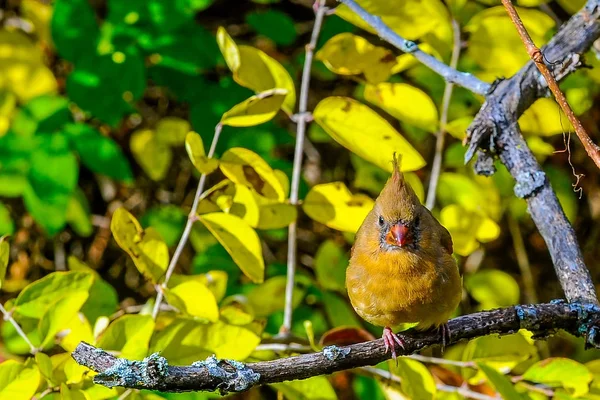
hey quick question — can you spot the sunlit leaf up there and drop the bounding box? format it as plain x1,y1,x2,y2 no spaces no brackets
437,172,501,220
170,271,228,303
130,129,172,181
247,275,306,317
12,95,70,137
59,311,94,353
110,207,169,284
185,131,220,175
272,376,337,400
0,235,8,289
303,182,374,233
519,98,571,136
478,362,524,400
39,290,89,347
440,204,500,256
221,88,287,127
364,82,438,132
35,352,54,384
165,280,219,322
96,314,155,360
465,269,519,309
216,27,296,113
0,360,41,400
155,117,192,146
523,358,592,397
65,188,93,237
198,212,265,283
313,97,426,172
316,33,397,84
391,358,437,400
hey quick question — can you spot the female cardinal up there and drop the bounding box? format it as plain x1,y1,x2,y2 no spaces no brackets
346,154,462,360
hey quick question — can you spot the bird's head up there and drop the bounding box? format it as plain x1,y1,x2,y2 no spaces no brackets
374,153,422,251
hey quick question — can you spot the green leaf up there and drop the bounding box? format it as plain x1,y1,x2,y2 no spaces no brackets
23,183,70,236
303,182,374,233
65,188,93,237
97,315,155,360
314,240,348,293
0,360,41,400
12,95,71,136
313,97,426,172
51,0,100,64
437,172,501,220
140,205,187,247
35,352,54,384
272,376,337,400
155,117,191,146
199,212,265,283
221,89,287,127
465,270,520,309
523,358,592,397
364,83,438,132
151,318,261,364
0,236,8,289
39,290,89,348
322,291,362,328
131,129,172,181
0,174,28,198
13,271,94,319
110,207,169,284
185,131,219,175
391,358,437,400
246,10,297,46
65,123,133,182
0,203,14,236
478,362,524,400
247,275,306,317
165,280,219,321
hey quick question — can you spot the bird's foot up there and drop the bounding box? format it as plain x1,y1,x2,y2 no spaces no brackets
438,323,451,354
382,326,405,362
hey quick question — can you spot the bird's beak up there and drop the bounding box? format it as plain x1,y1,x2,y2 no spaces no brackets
387,223,409,247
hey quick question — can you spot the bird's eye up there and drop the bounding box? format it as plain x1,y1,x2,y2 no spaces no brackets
378,216,385,226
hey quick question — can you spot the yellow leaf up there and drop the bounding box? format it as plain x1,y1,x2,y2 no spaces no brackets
110,207,169,284
59,312,94,353
274,170,290,198
221,88,288,127
247,275,306,317
165,280,219,322
465,6,554,77
199,212,265,283
518,98,571,136
155,116,191,145
96,314,155,360
220,147,286,201
0,360,41,400
169,271,228,303
440,204,500,256
21,0,53,46
302,182,374,233
446,116,473,140
216,27,296,114
315,33,397,84
0,91,16,137
364,82,439,132
185,131,219,174
404,172,425,204
391,358,437,400
313,97,426,172
130,129,172,181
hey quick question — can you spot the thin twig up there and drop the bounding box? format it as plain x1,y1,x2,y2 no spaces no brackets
336,0,490,96
501,0,600,170
425,19,461,210
281,0,328,335
0,302,37,354
507,213,538,304
151,123,223,320
407,353,475,368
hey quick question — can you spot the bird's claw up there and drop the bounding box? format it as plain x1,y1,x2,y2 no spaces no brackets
439,323,451,354
382,326,405,362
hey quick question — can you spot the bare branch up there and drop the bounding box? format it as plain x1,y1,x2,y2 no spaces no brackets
336,0,490,95
72,302,600,393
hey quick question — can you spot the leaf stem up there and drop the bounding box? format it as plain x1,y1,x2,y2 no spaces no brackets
281,0,328,335
425,19,461,210
0,302,37,354
151,123,223,320
501,0,600,170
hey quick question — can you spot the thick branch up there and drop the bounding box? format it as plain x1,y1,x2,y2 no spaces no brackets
336,0,490,96
72,302,600,393
465,0,600,304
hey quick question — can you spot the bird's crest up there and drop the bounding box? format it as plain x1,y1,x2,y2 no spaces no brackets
391,152,404,185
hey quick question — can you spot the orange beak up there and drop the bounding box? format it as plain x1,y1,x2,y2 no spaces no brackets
386,224,409,247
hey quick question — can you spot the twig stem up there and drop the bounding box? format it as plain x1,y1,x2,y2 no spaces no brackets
501,0,600,170
151,123,223,320
0,302,37,354
425,19,461,210
281,0,328,335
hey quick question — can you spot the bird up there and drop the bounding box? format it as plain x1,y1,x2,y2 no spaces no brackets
345,153,462,360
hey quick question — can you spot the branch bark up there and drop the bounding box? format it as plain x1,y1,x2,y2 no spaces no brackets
465,0,600,304
72,302,600,393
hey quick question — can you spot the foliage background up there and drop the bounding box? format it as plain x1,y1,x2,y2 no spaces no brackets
2,0,600,399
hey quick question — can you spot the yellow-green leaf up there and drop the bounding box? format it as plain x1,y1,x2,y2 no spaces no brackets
130,129,172,181
185,131,219,174
216,27,296,114
0,235,8,289
313,97,426,172
221,88,288,127
440,204,500,256
59,311,94,353
272,376,337,400
165,280,219,322
199,212,265,283
247,275,306,317
478,362,524,400
523,358,592,397
364,82,438,132
437,172,501,220
392,358,437,400
303,182,374,233
0,360,41,400
518,98,571,136
314,240,347,293
155,117,191,145
110,207,169,284
35,352,53,384
465,270,520,310
38,290,89,348
169,271,228,303
316,32,397,84
96,314,155,360
220,147,286,201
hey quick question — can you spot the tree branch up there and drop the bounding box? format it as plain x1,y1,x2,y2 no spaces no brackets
465,0,600,304
336,0,490,96
72,301,600,393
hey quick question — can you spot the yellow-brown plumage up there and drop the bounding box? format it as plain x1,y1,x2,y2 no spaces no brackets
346,155,461,356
